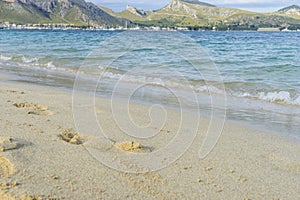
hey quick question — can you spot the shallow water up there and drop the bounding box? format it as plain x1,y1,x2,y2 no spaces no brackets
0,30,299,139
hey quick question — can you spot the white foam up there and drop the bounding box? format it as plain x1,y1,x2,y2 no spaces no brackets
46,62,57,70
294,96,300,105
22,56,38,63
102,72,122,79
239,91,300,106
259,91,291,103
195,85,225,94
0,54,12,61
100,70,228,95
240,92,251,97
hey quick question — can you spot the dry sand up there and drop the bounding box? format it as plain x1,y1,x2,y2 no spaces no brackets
0,79,299,200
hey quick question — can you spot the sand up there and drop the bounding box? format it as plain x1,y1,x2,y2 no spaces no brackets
0,79,299,199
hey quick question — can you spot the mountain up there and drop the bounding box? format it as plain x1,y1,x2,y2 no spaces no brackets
115,0,300,30
126,5,146,17
0,0,127,26
277,5,300,16
1,0,300,30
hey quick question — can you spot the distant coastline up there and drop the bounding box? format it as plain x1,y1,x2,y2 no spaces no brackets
1,0,300,31
1,22,300,32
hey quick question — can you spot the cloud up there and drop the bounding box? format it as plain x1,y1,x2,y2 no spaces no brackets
213,0,296,6
212,0,299,12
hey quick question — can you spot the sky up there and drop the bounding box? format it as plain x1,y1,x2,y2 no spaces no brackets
90,0,300,12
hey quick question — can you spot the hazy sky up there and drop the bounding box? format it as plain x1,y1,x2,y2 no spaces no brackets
90,0,300,12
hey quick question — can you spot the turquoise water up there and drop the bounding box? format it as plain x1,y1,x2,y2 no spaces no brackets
0,30,299,138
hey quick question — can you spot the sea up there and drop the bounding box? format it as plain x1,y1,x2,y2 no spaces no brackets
0,30,299,140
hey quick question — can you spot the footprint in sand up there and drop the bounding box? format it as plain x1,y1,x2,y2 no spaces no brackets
13,102,53,116
0,156,14,178
59,129,83,145
0,137,33,199
84,138,153,153
114,141,143,152
0,137,31,152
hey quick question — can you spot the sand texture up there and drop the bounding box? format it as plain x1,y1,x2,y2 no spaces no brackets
0,80,299,199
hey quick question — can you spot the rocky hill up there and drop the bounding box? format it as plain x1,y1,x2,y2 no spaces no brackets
126,5,146,17
115,0,300,30
0,0,127,26
277,5,300,16
1,0,299,30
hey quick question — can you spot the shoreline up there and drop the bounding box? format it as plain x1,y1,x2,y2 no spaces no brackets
2,28,300,32
0,77,299,199
2,71,299,143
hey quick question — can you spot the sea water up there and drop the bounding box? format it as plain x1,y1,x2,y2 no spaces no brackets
0,30,299,139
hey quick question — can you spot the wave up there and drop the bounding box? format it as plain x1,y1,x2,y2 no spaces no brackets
194,85,225,94
1,54,61,70
99,71,227,96
0,54,12,61
99,72,299,106
1,53,299,107
240,91,300,106
46,62,57,70
22,56,39,63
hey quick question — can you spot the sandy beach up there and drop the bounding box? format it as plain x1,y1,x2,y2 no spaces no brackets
0,78,299,200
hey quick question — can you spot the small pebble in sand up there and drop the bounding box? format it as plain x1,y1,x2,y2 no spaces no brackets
204,167,213,171
55,185,62,190
160,129,171,134
215,188,223,193
183,167,189,170
196,179,203,183
50,175,59,180
238,176,247,183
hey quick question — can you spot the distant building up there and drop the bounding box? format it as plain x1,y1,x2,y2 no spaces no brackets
257,28,280,32
177,27,188,31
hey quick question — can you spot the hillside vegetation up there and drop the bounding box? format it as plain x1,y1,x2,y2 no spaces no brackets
0,0,127,26
0,0,299,30
115,0,300,30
